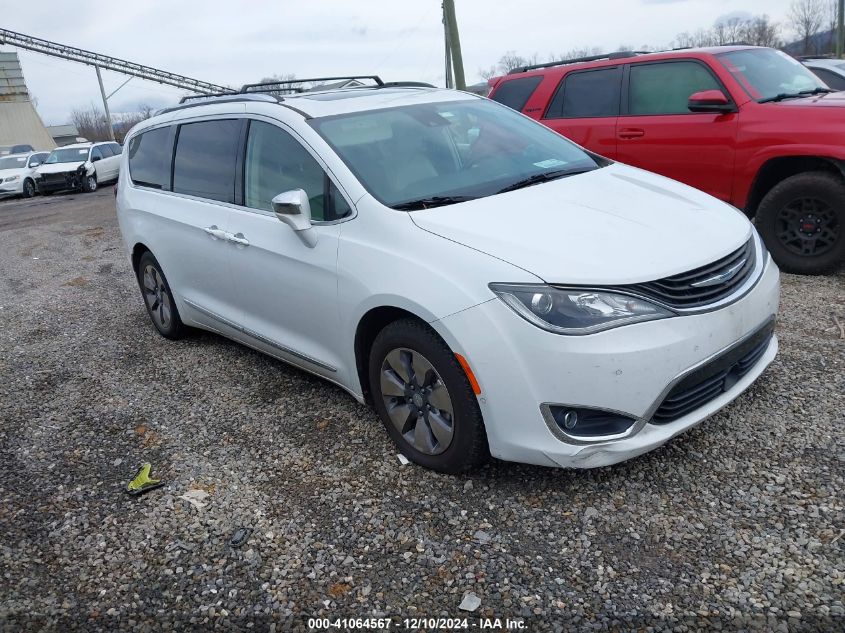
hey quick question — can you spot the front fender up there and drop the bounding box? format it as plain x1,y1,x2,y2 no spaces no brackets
737,144,845,207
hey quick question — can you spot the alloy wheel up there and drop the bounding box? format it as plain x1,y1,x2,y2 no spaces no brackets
379,347,455,455
142,264,172,330
776,197,840,257
87,176,97,192
24,180,34,197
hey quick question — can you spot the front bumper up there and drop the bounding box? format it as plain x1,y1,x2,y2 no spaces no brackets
0,180,23,196
433,256,780,468
37,170,84,193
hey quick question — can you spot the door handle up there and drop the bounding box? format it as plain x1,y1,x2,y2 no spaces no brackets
203,225,228,240
618,128,645,139
228,232,250,247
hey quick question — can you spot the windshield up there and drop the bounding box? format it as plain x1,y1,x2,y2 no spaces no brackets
718,48,826,102
0,155,27,170
310,99,601,208
45,148,90,164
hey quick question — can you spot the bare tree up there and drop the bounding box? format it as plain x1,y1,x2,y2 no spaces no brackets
70,105,111,142
714,17,747,45
256,73,299,96
741,15,782,48
114,103,156,143
477,51,543,80
789,0,825,54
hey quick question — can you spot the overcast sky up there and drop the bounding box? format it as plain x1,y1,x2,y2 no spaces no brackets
3,0,796,125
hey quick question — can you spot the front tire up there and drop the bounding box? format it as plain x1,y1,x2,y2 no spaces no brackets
22,178,35,198
369,319,489,474
82,174,97,193
756,172,844,274
137,251,185,340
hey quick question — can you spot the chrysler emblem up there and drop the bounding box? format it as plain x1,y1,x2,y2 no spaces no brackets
690,258,747,288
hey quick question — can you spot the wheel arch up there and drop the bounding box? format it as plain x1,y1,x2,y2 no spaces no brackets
745,156,844,216
354,306,429,404
131,242,151,274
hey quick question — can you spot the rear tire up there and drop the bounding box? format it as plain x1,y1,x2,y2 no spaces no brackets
368,318,489,474
755,171,845,274
22,178,35,198
137,251,186,340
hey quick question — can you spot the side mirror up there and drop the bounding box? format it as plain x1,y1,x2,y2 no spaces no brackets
29,161,41,168
688,89,735,114
271,189,317,247
92,155,102,162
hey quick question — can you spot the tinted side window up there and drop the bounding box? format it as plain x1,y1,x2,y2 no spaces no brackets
629,61,721,115
99,144,115,157
810,67,845,91
545,67,621,119
128,126,174,190
91,147,104,161
490,76,543,112
111,143,123,155
173,120,240,202
244,120,328,221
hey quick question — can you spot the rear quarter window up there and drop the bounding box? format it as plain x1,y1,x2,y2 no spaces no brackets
490,76,543,112
128,126,174,190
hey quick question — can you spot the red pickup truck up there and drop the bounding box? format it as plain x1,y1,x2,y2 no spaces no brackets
489,46,845,274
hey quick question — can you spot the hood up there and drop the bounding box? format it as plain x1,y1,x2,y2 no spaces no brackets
0,168,25,179
775,90,845,108
409,163,751,285
37,161,86,175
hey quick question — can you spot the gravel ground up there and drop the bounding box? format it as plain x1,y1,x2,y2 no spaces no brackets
0,190,843,632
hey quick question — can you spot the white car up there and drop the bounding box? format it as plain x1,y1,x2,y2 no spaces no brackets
36,141,122,195
116,80,780,473
0,150,50,198
802,57,845,91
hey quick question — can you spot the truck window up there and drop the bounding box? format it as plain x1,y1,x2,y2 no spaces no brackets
629,61,721,115
545,67,622,119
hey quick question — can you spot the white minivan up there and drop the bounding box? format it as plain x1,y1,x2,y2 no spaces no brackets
116,79,780,473
36,141,122,195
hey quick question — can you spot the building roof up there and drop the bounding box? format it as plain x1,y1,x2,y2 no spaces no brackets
0,52,57,149
47,124,80,136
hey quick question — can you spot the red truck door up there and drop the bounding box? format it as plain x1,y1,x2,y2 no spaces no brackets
540,66,622,159
615,59,738,201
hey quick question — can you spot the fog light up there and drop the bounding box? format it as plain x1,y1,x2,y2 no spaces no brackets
548,406,636,438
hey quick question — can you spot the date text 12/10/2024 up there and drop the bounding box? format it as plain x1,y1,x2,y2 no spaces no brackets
308,617,527,630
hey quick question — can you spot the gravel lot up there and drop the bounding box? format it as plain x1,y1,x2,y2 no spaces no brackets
0,190,843,632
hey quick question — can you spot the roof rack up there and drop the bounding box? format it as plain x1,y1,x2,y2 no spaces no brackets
241,75,384,93
509,51,648,74
176,75,435,105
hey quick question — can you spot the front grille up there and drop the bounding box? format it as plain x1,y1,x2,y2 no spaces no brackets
41,172,70,184
615,239,755,309
651,320,774,424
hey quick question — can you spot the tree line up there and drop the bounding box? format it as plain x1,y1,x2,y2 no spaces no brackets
480,0,841,80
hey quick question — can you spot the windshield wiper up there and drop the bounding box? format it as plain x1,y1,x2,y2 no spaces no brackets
759,87,835,103
392,195,477,210
496,168,591,194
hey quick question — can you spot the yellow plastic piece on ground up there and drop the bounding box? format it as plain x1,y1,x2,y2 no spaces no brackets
126,462,162,495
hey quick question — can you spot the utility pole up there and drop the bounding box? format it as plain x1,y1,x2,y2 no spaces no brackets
443,0,466,90
838,0,844,58
94,65,116,141
443,3,454,88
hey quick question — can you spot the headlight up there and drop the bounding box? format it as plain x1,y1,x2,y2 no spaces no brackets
3,175,20,183
489,283,674,334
